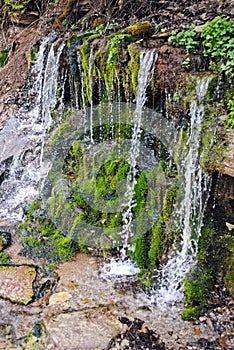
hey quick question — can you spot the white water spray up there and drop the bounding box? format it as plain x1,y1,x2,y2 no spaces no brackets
0,34,64,224
152,77,212,305
101,50,157,278
120,50,157,254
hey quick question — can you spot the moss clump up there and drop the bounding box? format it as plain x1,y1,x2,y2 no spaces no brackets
104,34,126,95
133,232,149,268
63,140,83,178
96,159,130,201
148,183,178,266
181,306,203,321
127,43,141,96
148,219,163,266
182,226,232,320
127,22,153,36
0,252,10,264
20,201,75,263
182,266,211,320
79,35,101,104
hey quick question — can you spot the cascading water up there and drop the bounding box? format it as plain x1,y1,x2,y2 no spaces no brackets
0,28,215,306
101,50,157,278
152,77,212,305
0,33,64,224
121,50,158,253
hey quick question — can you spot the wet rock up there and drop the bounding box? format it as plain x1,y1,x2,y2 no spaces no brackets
44,309,123,350
0,265,36,304
0,231,11,251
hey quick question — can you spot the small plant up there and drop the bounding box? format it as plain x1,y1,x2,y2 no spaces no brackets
168,16,234,78
0,252,10,264
0,50,8,67
3,0,30,14
182,57,191,68
168,25,198,53
202,16,234,77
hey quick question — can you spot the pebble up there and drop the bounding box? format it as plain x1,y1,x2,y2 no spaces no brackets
49,292,72,305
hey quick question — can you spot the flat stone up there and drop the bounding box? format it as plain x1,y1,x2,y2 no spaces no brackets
45,309,123,350
0,265,36,304
49,292,72,305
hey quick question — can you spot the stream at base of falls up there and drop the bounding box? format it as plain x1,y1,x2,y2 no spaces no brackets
0,251,233,349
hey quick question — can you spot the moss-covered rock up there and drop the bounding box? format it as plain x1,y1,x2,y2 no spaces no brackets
127,22,153,36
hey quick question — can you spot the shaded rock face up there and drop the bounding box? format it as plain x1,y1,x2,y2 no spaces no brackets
0,265,36,304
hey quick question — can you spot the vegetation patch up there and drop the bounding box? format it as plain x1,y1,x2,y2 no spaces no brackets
168,16,234,79
19,200,75,263
0,49,8,67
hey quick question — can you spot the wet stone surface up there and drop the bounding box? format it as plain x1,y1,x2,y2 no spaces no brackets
0,265,36,304
0,252,233,349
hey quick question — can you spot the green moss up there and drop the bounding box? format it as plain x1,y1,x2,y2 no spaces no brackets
181,226,229,320
133,172,148,214
182,266,211,320
181,306,203,321
63,140,83,178
20,198,75,263
148,219,163,266
127,22,153,36
50,122,71,145
24,199,40,219
29,47,38,65
133,232,149,268
127,44,141,96
79,34,101,104
50,233,74,261
104,34,126,95
0,49,8,67
148,182,178,266
162,185,178,223
224,99,234,129
0,252,10,264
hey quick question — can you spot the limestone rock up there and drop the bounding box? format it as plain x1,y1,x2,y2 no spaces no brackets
0,265,36,304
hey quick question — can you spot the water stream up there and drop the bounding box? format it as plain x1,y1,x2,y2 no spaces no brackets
101,50,157,277
152,77,212,305
0,34,64,224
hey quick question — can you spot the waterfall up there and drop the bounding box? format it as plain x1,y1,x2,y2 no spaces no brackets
120,50,158,254
152,77,212,305
101,50,157,278
0,34,64,225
